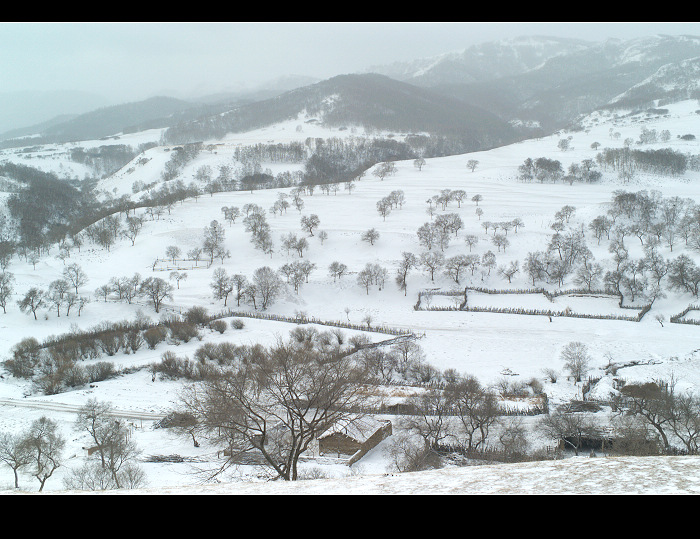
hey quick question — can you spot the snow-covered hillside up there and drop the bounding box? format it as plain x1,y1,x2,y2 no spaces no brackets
2,99,700,493
66,455,700,495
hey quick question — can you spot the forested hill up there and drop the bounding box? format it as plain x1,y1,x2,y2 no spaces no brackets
161,73,520,151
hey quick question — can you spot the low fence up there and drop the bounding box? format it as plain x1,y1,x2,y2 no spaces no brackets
415,286,652,322
151,257,212,272
214,308,415,337
669,304,700,325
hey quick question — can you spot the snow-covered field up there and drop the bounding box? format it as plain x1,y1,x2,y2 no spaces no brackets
2,100,700,493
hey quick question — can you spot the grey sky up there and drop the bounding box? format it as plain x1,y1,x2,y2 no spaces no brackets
2,22,699,104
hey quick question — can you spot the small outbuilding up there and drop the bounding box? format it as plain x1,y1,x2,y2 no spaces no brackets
317,417,392,464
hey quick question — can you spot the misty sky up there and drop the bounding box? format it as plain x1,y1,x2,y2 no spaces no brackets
3,22,699,104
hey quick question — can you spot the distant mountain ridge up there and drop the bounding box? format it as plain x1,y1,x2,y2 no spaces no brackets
0,76,320,146
161,73,519,151
364,35,593,86
367,34,700,131
3,34,700,150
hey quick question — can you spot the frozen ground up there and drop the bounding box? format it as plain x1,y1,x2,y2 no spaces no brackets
2,100,700,493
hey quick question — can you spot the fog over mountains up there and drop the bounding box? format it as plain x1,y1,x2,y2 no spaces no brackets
2,34,700,150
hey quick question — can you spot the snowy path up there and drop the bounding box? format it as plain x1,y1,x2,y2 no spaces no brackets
0,398,167,421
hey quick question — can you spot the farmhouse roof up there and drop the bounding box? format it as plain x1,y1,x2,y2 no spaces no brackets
318,417,391,443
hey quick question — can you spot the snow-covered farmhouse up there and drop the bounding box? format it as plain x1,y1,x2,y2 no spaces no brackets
317,417,392,463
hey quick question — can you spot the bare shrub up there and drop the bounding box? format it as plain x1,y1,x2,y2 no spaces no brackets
184,306,210,326
208,320,227,334
85,361,116,383
143,326,168,349
230,318,245,330
167,321,200,344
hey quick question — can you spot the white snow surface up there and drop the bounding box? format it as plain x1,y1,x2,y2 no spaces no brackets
2,100,700,493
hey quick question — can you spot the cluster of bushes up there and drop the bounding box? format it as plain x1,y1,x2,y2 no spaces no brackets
1,306,242,394
151,324,349,381
3,336,117,395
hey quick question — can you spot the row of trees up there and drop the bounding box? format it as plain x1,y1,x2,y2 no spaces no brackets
210,266,283,310
0,399,146,491
95,273,175,313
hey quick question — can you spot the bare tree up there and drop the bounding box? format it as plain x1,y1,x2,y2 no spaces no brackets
361,228,380,246
139,277,173,313
17,287,45,320
497,260,520,283
211,268,234,306
385,432,440,472
300,214,320,237
179,336,371,481
122,215,145,246
444,255,470,284
23,416,65,491
230,274,248,307
63,263,88,294
165,245,181,263
420,251,444,282
328,261,348,282
376,199,392,221
404,389,452,450
538,408,597,456
73,399,144,489
560,341,591,383
252,266,283,310
615,379,678,454
395,252,418,296
0,431,32,489
446,376,500,452
169,271,187,289
464,234,479,252
0,272,14,314
372,161,397,180
357,265,375,294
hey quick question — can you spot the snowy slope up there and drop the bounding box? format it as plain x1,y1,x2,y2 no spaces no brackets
1,99,700,493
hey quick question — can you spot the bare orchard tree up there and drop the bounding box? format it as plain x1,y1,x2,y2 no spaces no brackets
179,337,371,481
63,263,88,294
252,266,283,310
361,228,380,246
210,267,234,306
560,341,591,383
17,287,45,320
73,399,145,489
0,272,15,313
23,416,65,491
395,252,418,296
139,277,173,313
420,251,444,282
0,431,32,489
